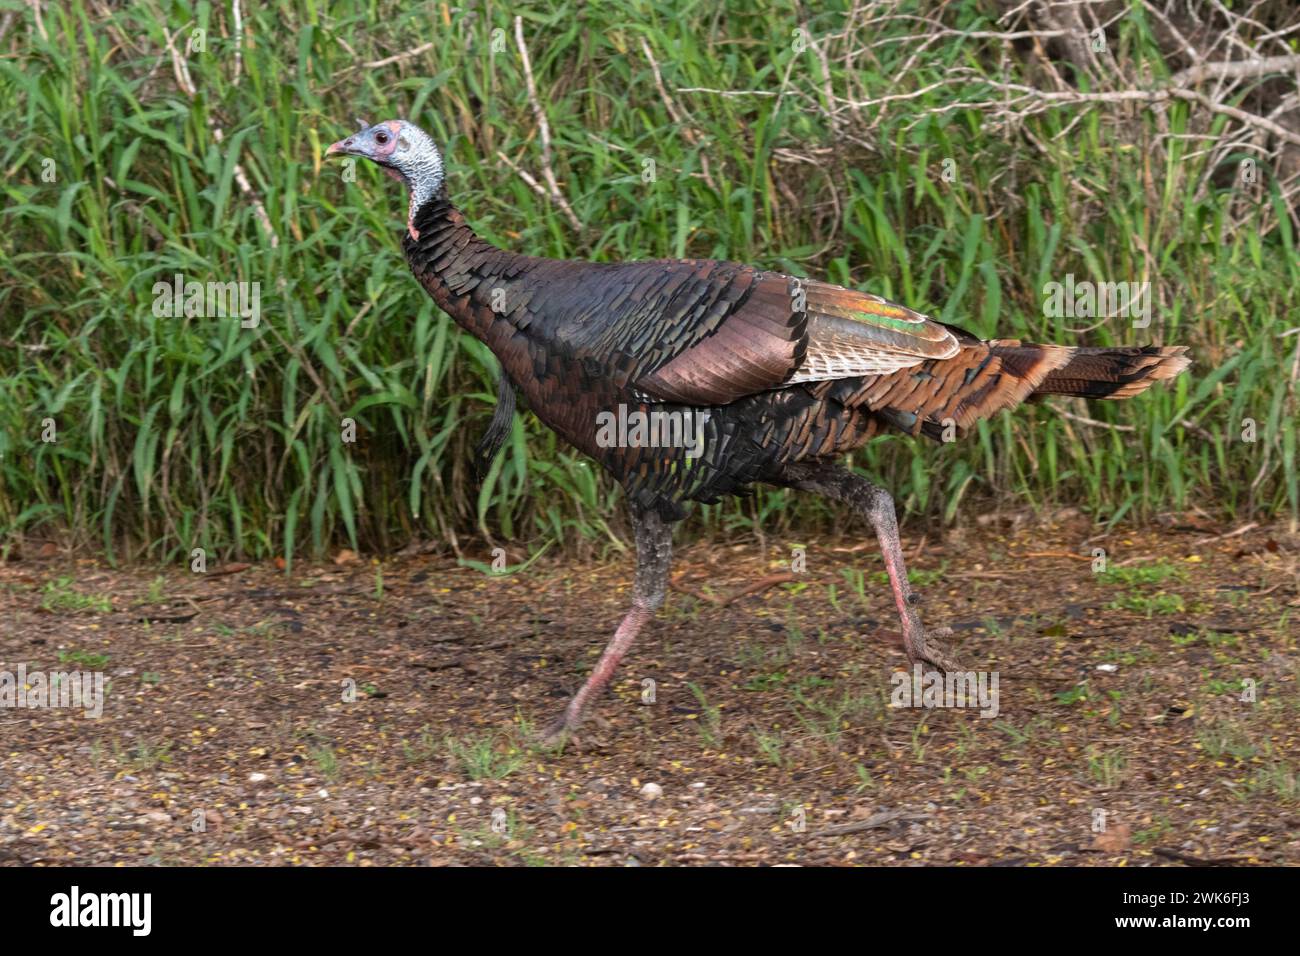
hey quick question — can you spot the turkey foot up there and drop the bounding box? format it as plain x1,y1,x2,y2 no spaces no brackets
902,620,962,673
537,715,575,750
537,704,609,749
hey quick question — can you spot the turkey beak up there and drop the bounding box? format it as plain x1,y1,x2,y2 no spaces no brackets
325,138,351,158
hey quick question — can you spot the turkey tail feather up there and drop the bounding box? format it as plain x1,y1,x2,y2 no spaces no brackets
840,341,1189,443
1029,345,1191,400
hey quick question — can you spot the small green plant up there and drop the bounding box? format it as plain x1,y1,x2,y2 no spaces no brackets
446,732,526,780
954,721,978,757
1108,591,1186,617
220,621,280,650
1133,817,1173,845
1086,746,1128,788
89,740,107,772
827,583,842,613
841,568,869,608
309,744,341,780
457,808,560,865
753,730,787,767
402,727,440,764
793,686,880,746
1197,720,1258,761
687,683,724,748
993,719,1036,747
1200,630,1241,648
1204,677,1247,697
41,577,112,614
1056,682,1089,706
1249,762,1299,801
126,739,174,771
873,565,945,589
57,648,110,669
783,614,805,649
794,675,834,694
743,672,787,691
910,721,930,762
1097,561,1186,587
1106,689,1124,727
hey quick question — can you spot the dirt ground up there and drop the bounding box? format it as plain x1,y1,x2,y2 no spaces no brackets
2,515,1298,867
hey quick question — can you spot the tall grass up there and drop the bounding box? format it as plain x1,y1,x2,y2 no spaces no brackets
1,0,1296,565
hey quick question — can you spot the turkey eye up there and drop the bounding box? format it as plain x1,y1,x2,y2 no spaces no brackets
375,131,389,144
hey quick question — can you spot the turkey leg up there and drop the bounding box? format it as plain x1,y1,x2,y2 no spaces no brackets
780,463,961,672
542,502,672,743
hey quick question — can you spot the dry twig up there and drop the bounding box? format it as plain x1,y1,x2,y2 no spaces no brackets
163,8,278,247
510,16,583,235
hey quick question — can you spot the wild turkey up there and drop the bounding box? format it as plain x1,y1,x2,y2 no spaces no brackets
326,119,1190,742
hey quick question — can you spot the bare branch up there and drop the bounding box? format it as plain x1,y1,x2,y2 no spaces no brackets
231,0,242,84
362,42,435,70
639,37,718,192
1172,54,1300,86
511,16,584,236
164,19,278,247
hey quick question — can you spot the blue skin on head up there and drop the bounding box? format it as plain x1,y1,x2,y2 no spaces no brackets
326,120,444,238
327,121,403,174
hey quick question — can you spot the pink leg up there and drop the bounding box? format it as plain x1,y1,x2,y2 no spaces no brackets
863,481,961,672
555,605,652,731
782,463,961,672
543,504,672,743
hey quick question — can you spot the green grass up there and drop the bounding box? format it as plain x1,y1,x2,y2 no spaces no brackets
1197,719,1259,761
1096,560,1187,587
40,576,112,613
1251,762,1300,802
753,729,787,767
686,682,724,748
2,1,1297,565
1107,591,1189,617
56,647,110,668
873,565,945,589
444,731,526,780
308,743,341,780
993,717,1044,747
1086,746,1129,789
121,738,174,772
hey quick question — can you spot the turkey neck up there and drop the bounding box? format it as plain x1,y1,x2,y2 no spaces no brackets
400,192,628,462
401,192,538,349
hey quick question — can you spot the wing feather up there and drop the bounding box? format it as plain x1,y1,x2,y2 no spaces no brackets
571,262,962,405
786,281,958,383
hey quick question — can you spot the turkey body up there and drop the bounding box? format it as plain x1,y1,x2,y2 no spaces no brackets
330,117,1189,742
404,194,1187,522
